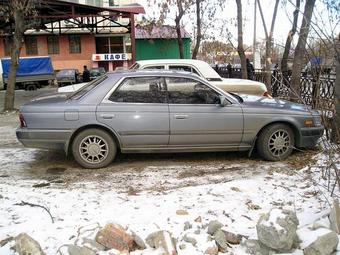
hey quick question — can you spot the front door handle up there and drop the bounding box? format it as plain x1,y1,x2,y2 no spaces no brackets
174,114,189,119
100,114,114,119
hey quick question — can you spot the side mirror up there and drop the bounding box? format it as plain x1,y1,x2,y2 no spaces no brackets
219,95,230,107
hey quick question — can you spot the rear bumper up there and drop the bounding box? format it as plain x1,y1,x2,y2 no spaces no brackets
297,126,324,148
16,128,72,152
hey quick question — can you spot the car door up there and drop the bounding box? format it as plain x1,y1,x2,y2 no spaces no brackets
166,76,243,147
96,76,169,148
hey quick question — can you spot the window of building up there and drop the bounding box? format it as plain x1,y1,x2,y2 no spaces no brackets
95,37,123,54
166,77,220,104
86,0,103,6
47,36,59,54
69,35,81,54
109,77,167,104
3,38,11,56
109,0,117,6
25,36,38,55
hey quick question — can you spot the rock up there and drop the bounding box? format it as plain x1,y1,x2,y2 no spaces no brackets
176,209,188,215
303,230,338,255
0,237,14,247
183,234,197,246
204,242,218,255
207,220,223,235
329,199,340,234
68,245,96,255
95,223,134,252
131,232,146,250
183,221,192,231
179,243,186,250
222,230,243,244
194,229,200,235
194,216,202,223
14,233,45,255
82,238,106,251
241,239,276,255
257,209,299,252
213,229,228,252
310,218,331,231
146,230,177,255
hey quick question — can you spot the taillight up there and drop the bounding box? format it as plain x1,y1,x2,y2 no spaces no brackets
19,113,27,128
262,91,272,98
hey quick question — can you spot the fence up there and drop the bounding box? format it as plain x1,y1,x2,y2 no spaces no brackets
216,67,335,111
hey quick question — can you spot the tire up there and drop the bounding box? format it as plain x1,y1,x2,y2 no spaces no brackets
72,128,116,169
256,124,295,161
25,84,37,91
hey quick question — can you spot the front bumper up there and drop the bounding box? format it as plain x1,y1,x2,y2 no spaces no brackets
16,128,72,152
297,126,324,148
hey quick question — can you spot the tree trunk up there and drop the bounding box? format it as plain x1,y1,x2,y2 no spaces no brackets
257,0,279,92
332,49,340,143
290,0,316,102
4,10,25,111
175,17,185,59
192,0,201,59
281,0,300,74
235,0,247,79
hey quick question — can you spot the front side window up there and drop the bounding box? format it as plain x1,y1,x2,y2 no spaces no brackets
166,77,220,104
25,36,38,55
69,35,81,53
109,77,167,104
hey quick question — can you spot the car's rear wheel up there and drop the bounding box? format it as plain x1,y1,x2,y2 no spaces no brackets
72,128,116,169
256,124,294,161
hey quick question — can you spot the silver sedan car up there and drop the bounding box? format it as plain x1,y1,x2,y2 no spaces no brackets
16,70,324,169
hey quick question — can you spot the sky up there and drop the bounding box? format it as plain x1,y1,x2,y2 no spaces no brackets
137,0,339,48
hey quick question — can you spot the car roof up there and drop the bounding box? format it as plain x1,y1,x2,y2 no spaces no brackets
106,69,201,78
135,59,221,79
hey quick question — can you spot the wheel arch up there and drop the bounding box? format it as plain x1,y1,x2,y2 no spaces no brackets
255,120,300,147
66,124,121,155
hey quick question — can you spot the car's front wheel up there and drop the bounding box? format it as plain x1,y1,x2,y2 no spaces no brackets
72,128,116,169
256,123,295,161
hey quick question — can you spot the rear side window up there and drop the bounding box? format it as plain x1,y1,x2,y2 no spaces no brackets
143,66,165,70
109,77,168,104
169,65,200,75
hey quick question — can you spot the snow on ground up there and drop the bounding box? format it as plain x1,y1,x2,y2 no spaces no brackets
0,111,339,254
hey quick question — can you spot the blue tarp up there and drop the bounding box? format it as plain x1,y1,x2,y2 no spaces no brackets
1,56,54,78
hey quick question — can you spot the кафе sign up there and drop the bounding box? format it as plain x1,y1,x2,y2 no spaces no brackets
92,53,132,61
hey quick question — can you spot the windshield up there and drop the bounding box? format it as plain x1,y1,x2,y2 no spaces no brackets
129,63,140,70
57,69,75,77
68,75,107,100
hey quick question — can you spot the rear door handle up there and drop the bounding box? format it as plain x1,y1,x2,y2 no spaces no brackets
174,114,189,119
100,114,114,119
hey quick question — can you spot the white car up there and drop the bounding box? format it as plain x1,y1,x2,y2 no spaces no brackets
131,59,268,96
59,59,269,96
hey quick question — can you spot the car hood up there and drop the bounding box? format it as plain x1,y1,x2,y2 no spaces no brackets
240,94,311,113
57,82,87,93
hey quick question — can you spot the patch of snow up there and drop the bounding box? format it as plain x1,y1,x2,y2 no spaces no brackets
297,226,332,249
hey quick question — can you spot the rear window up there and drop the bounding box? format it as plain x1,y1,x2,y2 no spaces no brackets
129,63,140,70
68,75,107,100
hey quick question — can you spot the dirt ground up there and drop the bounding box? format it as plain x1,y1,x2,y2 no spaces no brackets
0,88,317,193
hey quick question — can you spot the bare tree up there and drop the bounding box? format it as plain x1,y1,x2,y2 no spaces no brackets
192,0,202,59
235,0,247,79
257,0,280,92
281,0,300,75
1,0,37,111
290,0,316,101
